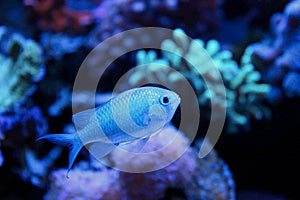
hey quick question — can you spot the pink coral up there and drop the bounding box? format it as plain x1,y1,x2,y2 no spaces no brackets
111,125,195,172
44,168,122,200
111,124,197,200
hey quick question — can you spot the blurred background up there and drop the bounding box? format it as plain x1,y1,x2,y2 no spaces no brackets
0,0,299,199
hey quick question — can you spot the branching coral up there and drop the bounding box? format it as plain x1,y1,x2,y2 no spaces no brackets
22,146,63,186
0,26,45,112
124,28,270,133
249,0,300,103
44,124,235,199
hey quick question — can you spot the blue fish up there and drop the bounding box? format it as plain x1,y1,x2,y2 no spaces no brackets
37,87,180,175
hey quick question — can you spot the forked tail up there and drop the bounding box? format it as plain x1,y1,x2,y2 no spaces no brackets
36,133,83,178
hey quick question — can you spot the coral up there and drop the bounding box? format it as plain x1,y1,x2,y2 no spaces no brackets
40,32,85,60
44,167,123,200
0,106,47,141
0,106,56,186
0,26,45,112
44,124,235,199
23,0,96,32
74,0,224,89
111,125,197,200
87,0,223,47
184,140,236,200
112,124,235,200
124,28,271,133
22,147,63,186
48,87,71,116
249,0,300,102
111,125,195,172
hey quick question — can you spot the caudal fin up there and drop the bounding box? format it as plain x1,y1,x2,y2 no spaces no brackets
36,133,83,177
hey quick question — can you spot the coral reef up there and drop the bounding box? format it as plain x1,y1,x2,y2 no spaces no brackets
0,0,299,199
0,27,49,184
124,28,270,132
249,0,300,103
24,0,223,38
87,0,223,47
0,26,45,112
44,124,235,200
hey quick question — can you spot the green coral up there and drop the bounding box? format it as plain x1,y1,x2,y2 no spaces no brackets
0,28,44,112
125,28,271,133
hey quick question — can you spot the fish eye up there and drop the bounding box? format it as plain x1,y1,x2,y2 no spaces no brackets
160,95,170,106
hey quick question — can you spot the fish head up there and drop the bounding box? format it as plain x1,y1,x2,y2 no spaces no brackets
112,87,180,139
146,87,181,129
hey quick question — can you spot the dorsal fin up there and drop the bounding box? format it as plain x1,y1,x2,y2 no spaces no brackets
72,108,96,130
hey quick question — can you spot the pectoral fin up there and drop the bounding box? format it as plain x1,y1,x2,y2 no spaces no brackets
86,141,116,161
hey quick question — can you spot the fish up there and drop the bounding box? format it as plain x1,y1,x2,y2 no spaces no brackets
37,87,180,176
